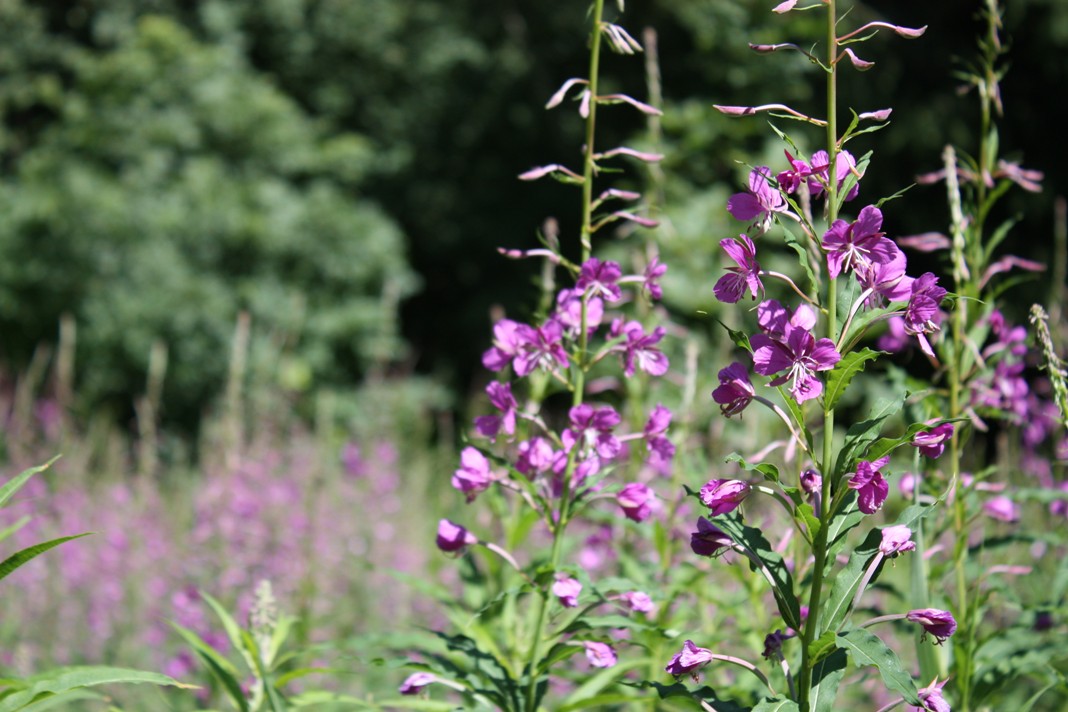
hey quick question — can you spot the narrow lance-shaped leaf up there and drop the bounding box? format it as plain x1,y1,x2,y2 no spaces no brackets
809,649,847,712
717,512,803,630
0,534,91,583
824,348,882,412
0,666,193,712
0,457,60,510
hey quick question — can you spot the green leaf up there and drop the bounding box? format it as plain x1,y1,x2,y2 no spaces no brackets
171,622,249,711
201,592,252,660
0,533,91,583
0,666,191,712
560,658,649,709
834,151,872,215
717,512,802,630
809,631,837,665
796,503,821,540
716,319,753,352
833,394,905,478
751,697,799,712
725,453,781,484
836,629,921,705
0,517,31,544
0,458,60,510
809,649,847,712
824,348,881,411
781,225,818,295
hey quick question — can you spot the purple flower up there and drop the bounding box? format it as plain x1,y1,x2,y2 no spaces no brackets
577,258,623,302
555,288,604,337
452,447,494,502
916,677,951,712
665,640,714,677
857,244,913,305
515,437,555,476
435,519,478,553
620,591,654,613
903,273,947,358
399,672,437,695
611,320,669,377
808,149,860,201
820,205,897,279
912,423,954,459
563,404,622,461
690,516,733,557
552,575,582,608
762,629,792,660
474,381,518,440
727,166,786,231
340,442,363,476
712,362,754,417
617,482,655,522
583,641,618,668
643,257,667,300
699,479,751,516
878,315,911,353
983,496,1019,523
879,525,916,556
514,320,570,376
714,235,763,303
848,456,891,514
800,468,822,499
907,608,957,644
482,319,523,371
776,150,815,194
751,302,841,403
644,404,672,437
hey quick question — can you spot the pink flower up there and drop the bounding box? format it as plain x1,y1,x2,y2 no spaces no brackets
583,641,618,668
699,479,751,516
820,205,896,279
712,362,754,417
907,608,957,644
576,258,623,302
879,525,916,556
727,166,786,232
983,496,1019,523
808,149,860,201
916,677,951,712
514,320,570,376
617,482,655,522
904,273,947,358
452,447,494,502
665,640,714,677
611,320,669,377
552,575,582,608
714,235,762,303
690,516,732,557
399,672,437,695
848,456,891,514
751,302,841,403
912,423,954,459
620,591,654,613
435,519,477,553
474,381,517,440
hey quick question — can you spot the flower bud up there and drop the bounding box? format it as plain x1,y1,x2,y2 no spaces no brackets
907,608,957,644
699,478,751,516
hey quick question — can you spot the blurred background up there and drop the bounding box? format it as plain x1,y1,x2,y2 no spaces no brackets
0,0,1064,704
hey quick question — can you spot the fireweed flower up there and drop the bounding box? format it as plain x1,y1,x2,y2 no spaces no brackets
879,525,916,556
916,677,951,712
620,590,654,613
617,482,655,522
514,320,570,376
903,272,948,358
857,244,913,306
848,456,891,514
808,149,860,201
762,630,792,660
473,381,517,441
713,235,763,303
751,302,842,403
800,468,822,499
515,437,556,476
482,318,523,371
435,519,478,553
983,496,1020,523
452,447,494,502
665,640,714,678
776,150,815,194
555,288,604,338
699,479,752,516
712,362,755,417
690,516,733,557
912,422,954,459
907,608,957,644
727,165,786,233
583,641,618,668
820,205,896,279
643,257,667,300
643,404,676,474
552,575,582,608
610,319,669,377
576,258,623,302
878,315,911,353
563,404,622,460
399,672,437,695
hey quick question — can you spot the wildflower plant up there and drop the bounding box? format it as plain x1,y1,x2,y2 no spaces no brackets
393,1,677,709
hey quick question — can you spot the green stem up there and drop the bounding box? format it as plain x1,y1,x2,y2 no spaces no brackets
798,5,838,710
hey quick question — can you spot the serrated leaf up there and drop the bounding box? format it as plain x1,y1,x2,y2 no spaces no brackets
836,628,921,705
824,348,881,411
0,666,192,712
0,533,92,583
717,512,802,630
